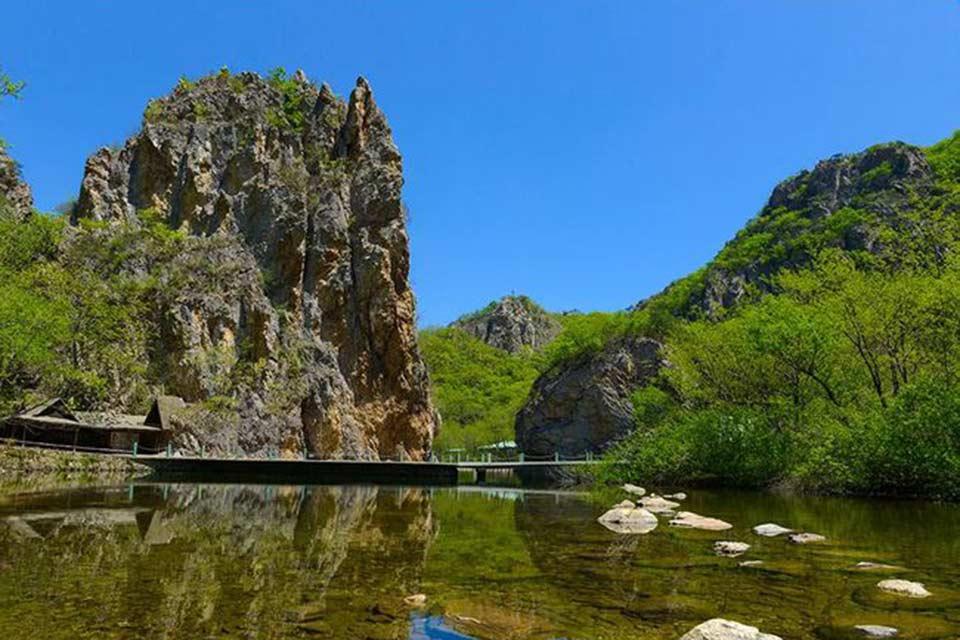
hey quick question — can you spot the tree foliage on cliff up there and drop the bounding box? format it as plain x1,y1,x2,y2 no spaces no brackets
596,132,960,498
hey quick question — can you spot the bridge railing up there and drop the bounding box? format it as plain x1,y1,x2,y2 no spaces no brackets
432,451,602,464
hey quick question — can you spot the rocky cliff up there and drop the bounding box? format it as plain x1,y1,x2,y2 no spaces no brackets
0,145,33,220
452,295,561,353
72,70,437,460
515,336,663,458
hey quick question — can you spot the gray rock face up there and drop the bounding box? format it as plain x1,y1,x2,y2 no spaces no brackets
0,145,33,220
72,71,438,460
693,143,935,316
453,295,561,353
515,335,663,457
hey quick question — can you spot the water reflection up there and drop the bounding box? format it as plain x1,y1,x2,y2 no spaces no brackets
0,484,958,639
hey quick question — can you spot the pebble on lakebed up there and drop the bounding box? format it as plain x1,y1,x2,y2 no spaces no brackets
854,562,903,571
714,541,750,557
679,618,782,640
403,594,427,607
877,579,931,598
597,505,658,534
753,523,792,537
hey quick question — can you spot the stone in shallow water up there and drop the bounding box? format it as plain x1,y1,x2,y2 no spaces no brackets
877,579,931,598
670,511,733,531
597,506,658,534
714,541,750,557
622,483,646,497
854,562,902,571
788,532,826,544
855,625,898,638
679,618,783,640
665,492,688,500
739,560,764,567
640,495,681,514
613,499,636,509
753,523,792,537
403,594,427,607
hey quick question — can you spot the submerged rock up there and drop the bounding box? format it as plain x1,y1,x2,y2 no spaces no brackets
855,625,898,638
597,505,658,534
753,523,792,537
739,560,764,568
613,499,636,509
622,483,646,497
403,594,427,607
854,562,903,572
679,618,782,640
714,541,750,557
877,579,931,598
670,511,733,531
665,492,687,501
788,533,826,544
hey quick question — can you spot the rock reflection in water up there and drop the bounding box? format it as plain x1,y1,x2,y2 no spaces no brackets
0,483,436,639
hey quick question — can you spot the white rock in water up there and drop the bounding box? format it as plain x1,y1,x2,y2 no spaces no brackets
613,499,636,509
679,618,783,640
403,593,427,607
739,560,764,567
854,562,902,571
788,532,826,544
714,541,750,557
877,579,931,598
670,511,733,531
597,506,658,534
640,495,681,514
753,523,792,537
855,625,899,638
622,483,646,496
665,492,688,500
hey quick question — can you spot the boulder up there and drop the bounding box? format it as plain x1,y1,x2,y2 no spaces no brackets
753,523,792,537
670,511,733,531
597,506,658,534
639,494,681,514
613,500,636,509
515,336,664,458
876,579,931,598
788,533,825,544
622,483,646,497
678,618,782,640
714,541,750,557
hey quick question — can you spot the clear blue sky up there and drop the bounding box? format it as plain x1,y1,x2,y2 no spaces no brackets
2,2,959,326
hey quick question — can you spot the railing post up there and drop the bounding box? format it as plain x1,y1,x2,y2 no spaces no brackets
519,452,524,463
554,451,559,462
132,441,138,458
200,444,205,458
166,443,172,457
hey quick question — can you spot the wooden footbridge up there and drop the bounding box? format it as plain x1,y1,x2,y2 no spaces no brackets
128,453,603,485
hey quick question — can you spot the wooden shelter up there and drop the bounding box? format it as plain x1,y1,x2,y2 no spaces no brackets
0,396,184,454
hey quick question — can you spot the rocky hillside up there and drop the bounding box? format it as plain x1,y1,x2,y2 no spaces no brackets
0,145,33,220
518,135,960,458
68,70,437,460
452,295,561,353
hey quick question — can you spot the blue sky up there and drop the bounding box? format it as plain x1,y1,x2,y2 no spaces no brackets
2,2,959,326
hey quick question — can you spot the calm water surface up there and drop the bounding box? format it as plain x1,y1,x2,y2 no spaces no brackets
0,482,958,639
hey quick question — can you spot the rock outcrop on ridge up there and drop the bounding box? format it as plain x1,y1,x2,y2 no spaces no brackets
452,295,562,353
0,145,33,220
72,70,438,460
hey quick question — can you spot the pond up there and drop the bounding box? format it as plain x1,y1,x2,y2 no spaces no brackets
0,482,958,639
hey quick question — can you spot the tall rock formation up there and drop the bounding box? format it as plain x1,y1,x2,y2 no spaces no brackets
0,145,33,219
515,336,663,458
72,70,438,460
453,295,561,353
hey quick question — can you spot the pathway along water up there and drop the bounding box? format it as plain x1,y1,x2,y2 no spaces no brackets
0,482,957,639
